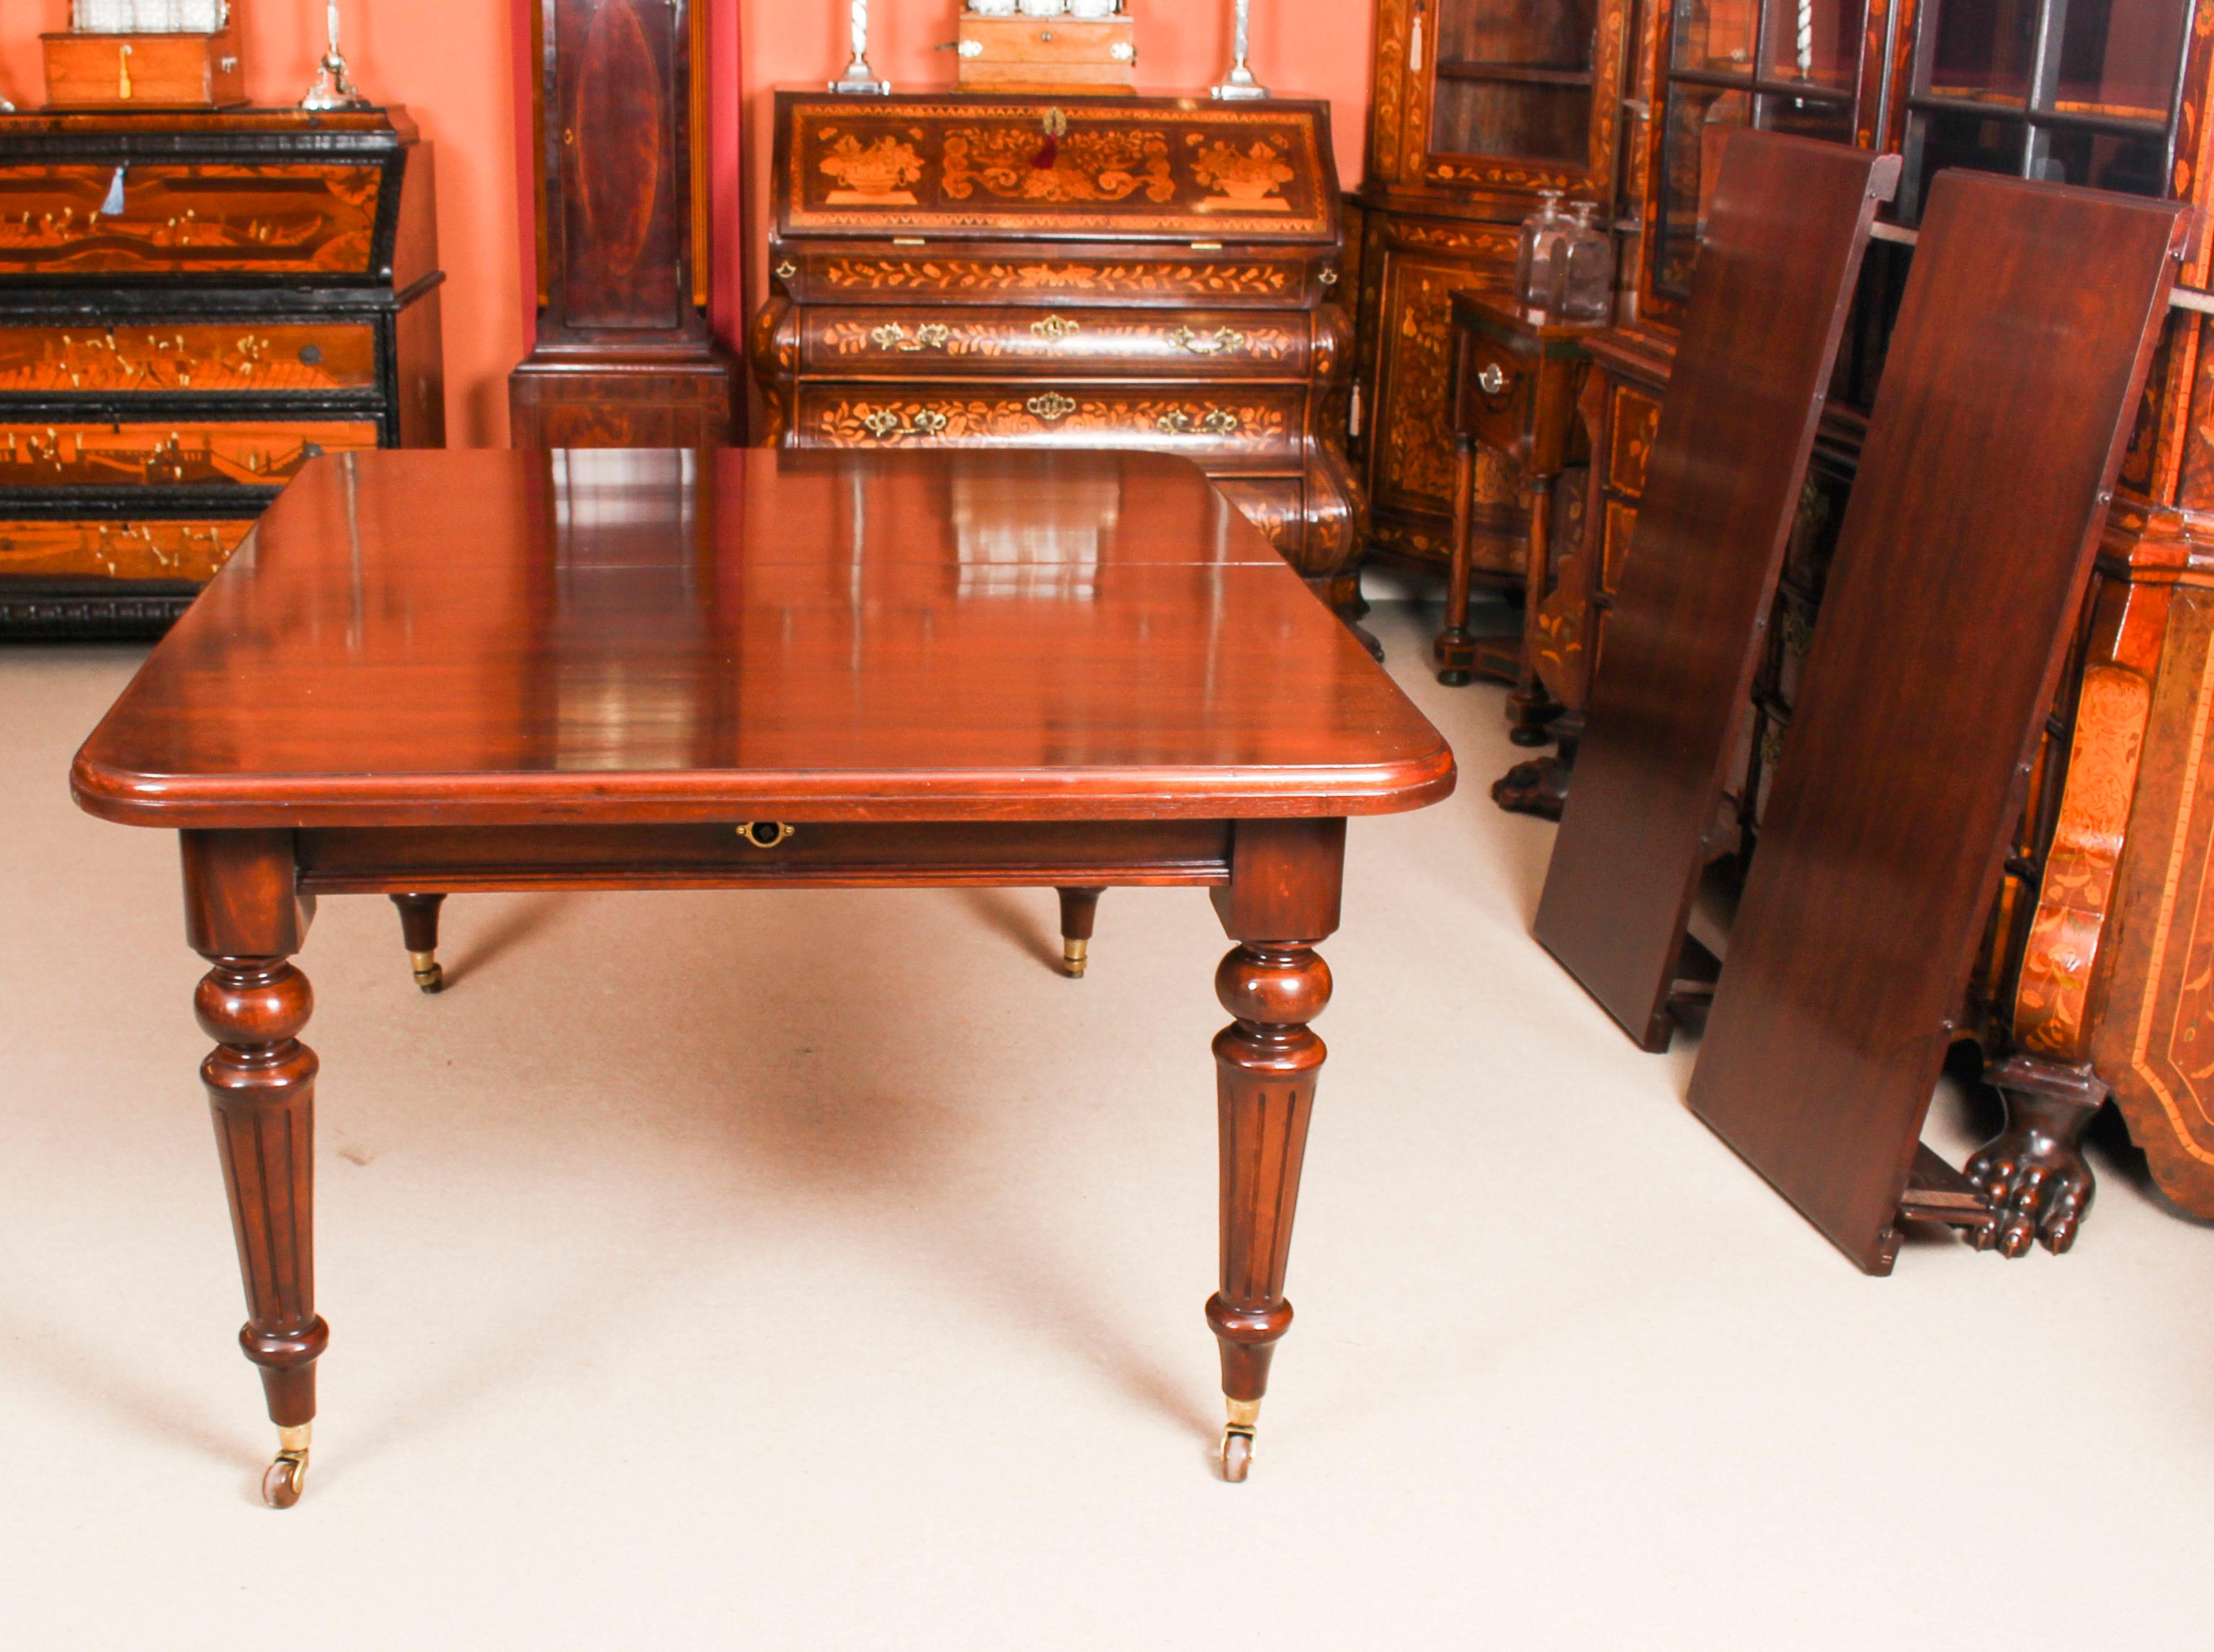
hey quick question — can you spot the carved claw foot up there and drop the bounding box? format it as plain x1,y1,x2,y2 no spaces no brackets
1966,1089,2097,1256
1220,1398,1259,1483
1490,755,1570,820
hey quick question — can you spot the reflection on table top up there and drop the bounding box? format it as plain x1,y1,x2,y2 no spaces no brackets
74,450,1455,827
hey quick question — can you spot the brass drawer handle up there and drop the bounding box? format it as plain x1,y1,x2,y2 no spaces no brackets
1031,315,1082,343
869,321,951,352
1477,362,1508,396
1169,325,1248,356
736,822,796,849
1157,408,1243,437
860,408,950,440
1026,392,1078,422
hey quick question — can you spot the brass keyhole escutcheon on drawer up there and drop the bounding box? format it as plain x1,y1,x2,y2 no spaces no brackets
1477,362,1508,396
736,822,797,849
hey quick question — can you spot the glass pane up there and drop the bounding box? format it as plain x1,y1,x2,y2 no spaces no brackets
1760,92,1855,142
2033,126,2168,191
2055,0,2188,120
1429,0,1598,164
1432,83,1596,164
1915,106,2029,178
1435,0,1598,68
1764,0,1863,89
1673,0,1759,74
1655,84,1751,294
1924,0,2040,104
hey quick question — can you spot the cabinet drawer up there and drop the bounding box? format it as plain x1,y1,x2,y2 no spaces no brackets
794,383,1305,470
0,417,379,487
0,323,379,396
1210,476,1305,554
0,164,382,276
1458,331,1533,463
0,516,249,581
801,307,1312,378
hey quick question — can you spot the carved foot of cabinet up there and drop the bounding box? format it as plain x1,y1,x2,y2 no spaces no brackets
1491,754,1572,819
1966,1055,2105,1257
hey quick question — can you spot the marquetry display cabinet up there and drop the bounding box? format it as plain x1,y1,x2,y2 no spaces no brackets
1349,0,1630,591
0,107,444,638
509,0,737,449
750,92,1361,609
1549,0,2214,1246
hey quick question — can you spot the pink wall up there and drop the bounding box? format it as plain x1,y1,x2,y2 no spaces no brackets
0,2,1375,448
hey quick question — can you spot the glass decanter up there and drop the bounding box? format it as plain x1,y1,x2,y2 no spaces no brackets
1514,191,1573,313
1549,202,1616,322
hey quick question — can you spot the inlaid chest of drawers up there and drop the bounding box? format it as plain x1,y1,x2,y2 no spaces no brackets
751,91,1362,615
0,107,444,638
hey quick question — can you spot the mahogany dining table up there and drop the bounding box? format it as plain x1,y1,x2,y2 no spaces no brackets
71,447,1455,1505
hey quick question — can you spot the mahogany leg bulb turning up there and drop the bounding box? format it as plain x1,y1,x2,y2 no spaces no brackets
197,955,328,1497
1208,941,1331,1479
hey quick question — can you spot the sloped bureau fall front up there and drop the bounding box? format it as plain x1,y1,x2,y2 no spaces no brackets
751,92,1360,611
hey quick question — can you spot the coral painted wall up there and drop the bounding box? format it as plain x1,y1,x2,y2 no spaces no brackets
0,2,1375,447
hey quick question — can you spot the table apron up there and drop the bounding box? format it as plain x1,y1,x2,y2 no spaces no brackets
293,819,1235,894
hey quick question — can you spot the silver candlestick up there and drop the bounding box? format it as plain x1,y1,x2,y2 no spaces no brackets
831,0,891,95
301,0,370,111
1212,0,1270,100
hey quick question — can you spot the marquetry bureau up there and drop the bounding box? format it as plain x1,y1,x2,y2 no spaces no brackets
0,107,444,638
751,90,1362,615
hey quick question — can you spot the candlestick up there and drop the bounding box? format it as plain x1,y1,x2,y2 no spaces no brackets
831,0,892,95
1212,0,1271,101
300,0,370,111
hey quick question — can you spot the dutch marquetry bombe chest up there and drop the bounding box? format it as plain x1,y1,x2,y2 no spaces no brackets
751,92,1360,611
0,108,444,638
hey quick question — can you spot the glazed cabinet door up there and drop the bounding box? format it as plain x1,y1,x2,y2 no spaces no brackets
553,0,685,332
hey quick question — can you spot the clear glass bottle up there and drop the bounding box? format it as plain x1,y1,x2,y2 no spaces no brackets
1550,202,1616,322
1514,190,1572,313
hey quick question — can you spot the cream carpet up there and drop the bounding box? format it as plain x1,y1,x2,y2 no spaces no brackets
2,598,2205,1649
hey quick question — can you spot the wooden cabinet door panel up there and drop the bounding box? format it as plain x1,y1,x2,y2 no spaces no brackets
556,0,682,331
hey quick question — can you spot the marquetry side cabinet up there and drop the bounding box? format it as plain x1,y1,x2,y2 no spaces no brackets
750,91,1361,607
1549,0,2214,1244
509,0,737,449
0,107,444,639
1349,0,1630,592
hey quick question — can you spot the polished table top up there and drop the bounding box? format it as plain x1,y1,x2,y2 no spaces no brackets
74,449,1454,828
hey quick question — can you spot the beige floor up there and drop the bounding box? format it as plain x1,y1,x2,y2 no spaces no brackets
3,597,2207,1650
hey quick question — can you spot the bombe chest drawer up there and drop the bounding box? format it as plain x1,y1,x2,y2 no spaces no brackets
0,107,444,638
751,91,1361,613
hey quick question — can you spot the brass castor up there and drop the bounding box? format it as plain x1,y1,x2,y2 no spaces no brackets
1063,937,1089,979
409,950,444,994
262,1423,310,1510
1219,1398,1259,1483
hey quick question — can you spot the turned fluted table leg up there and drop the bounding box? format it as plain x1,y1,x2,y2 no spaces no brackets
1056,886,1103,977
198,953,327,1509
390,892,447,993
1207,941,1331,1482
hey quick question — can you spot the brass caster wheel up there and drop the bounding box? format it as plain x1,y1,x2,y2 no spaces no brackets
409,951,444,994
1220,1397,1259,1483
1062,938,1089,979
262,1425,310,1510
